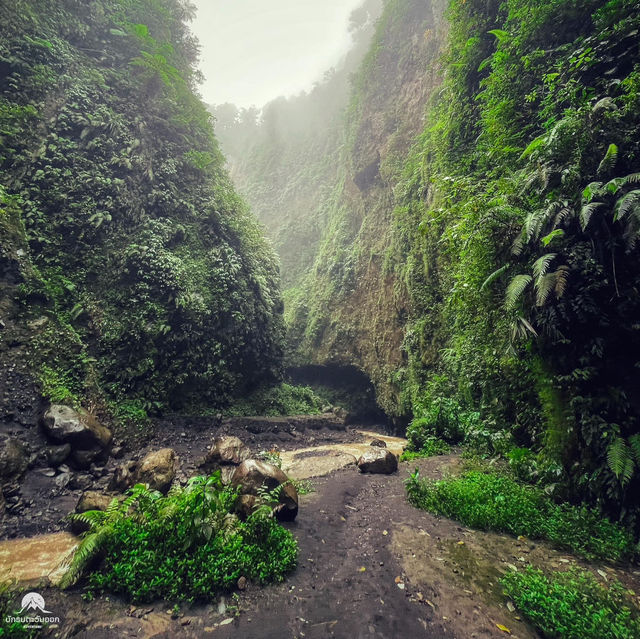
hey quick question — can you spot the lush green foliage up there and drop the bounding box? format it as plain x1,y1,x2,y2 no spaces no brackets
0,0,284,414
400,437,450,461
501,567,640,639
406,470,636,561
63,476,297,602
225,383,325,417
406,396,479,450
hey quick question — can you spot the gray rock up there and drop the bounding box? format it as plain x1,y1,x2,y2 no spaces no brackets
70,446,102,470
42,405,112,449
109,460,138,492
370,439,387,448
231,459,298,521
200,435,251,470
357,448,398,474
54,472,72,489
76,490,118,513
46,444,71,467
0,437,28,478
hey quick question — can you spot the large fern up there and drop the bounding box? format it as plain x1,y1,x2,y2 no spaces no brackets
59,484,154,589
505,274,532,310
606,437,635,486
597,143,618,176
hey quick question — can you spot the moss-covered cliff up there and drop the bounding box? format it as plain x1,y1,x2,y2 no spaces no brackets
0,0,284,425
223,0,640,523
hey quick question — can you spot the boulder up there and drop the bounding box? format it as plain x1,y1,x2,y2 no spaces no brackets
42,405,112,449
76,490,118,513
234,494,258,520
220,466,235,485
202,435,251,468
70,447,103,470
0,437,28,478
110,460,138,492
136,448,177,493
357,448,398,474
45,444,71,467
231,459,298,521
370,438,387,448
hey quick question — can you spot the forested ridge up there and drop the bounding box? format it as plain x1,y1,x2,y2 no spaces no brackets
2,1,640,637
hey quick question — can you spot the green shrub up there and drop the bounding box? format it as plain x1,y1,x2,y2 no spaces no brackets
400,437,450,461
406,397,480,450
406,470,636,562
226,383,325,416
63,475,298,602
501,567,640,639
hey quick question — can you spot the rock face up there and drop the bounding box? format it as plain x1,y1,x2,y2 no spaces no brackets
76,490,117,514
110,460,138,492
42,405,112,448
357,448,398,474
0,437,28,478
136,448,177,493
231,459,298,521
201,435,251,469
45,443,71,467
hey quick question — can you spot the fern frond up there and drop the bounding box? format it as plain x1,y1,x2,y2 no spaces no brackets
607,437,635,486
580,202,605,230
552,206,573,228
512,231,525,256
480,263,510,292
106,497,121,515
505,274,532,310
532,253,557,279
613,189,640,222
520,135,546,160
623,173,640,186
59,525,114,589
582,181,603,203
597,143,618,176
554,266,570,299
535,273,556,306
629,434,640,465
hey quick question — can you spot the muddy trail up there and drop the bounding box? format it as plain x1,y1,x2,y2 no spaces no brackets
3,419,640,639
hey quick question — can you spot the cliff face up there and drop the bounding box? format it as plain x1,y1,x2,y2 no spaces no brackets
221,0,640,522
0,0,284,427
215,0,449,422
284,0,449,421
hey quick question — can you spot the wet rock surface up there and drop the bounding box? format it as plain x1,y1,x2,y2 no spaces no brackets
231,459,298,521
200,435,251,471
136,447,177,493
42,405,112,450
357,447,398,474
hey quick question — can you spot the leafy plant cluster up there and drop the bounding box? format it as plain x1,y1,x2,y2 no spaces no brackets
225,383,325,417
386,0,640,529
406,470,637,562
501,566,640,639
0,0,284,415
62,475,298,602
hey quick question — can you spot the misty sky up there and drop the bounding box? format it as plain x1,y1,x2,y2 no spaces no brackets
189,0,364,108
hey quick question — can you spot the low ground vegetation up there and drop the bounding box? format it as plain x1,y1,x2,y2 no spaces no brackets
501,567,640,639
62,474,298,602
406,469,636,562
